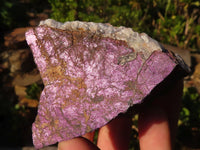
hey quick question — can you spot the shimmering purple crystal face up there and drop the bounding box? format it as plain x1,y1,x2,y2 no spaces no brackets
25,20,189,149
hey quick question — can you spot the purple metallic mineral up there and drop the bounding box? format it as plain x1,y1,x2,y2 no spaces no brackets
25,19,190,149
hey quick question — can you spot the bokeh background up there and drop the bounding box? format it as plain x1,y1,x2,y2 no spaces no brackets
0,0,200,149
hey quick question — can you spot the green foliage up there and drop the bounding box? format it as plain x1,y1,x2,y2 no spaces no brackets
179,87,200,128
0,87,33,146
0,0,49,31
48,0,154,32
177,87,200,147
48,0,77,22
0,0,30,32
129,114,139,150
154,0,200,49
26,83,42,100
48,0,200,50
0,0,14,29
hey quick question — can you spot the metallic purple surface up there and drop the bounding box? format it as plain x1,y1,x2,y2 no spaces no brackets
26,22,188,149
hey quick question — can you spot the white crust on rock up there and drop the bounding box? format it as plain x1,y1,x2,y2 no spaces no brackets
39,19,162,59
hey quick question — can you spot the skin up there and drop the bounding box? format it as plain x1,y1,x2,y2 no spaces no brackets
58,79,183,150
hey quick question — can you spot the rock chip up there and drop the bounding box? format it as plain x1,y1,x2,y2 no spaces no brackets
25,19,190,149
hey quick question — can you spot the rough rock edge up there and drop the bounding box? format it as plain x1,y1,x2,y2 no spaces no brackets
39,19,190,73
39,19,162,59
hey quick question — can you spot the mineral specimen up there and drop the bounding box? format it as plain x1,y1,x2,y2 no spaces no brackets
25,19,190,149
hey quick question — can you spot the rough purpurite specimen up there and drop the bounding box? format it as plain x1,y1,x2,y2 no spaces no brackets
25,19,190,149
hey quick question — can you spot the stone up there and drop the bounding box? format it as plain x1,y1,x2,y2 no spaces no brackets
12,70,42,86
192,53,200,64
14,85,27,99
8,49,31,75
162,44,191,67
28,12,49,27
25,19,190,149
14,85,39,108
0,49,33,76
4,27,31,49
19,98,39,108
191,63,200,93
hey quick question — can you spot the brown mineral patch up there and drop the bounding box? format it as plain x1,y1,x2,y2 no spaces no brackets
40,122,49,128
124,80,135,90
83,110,90,123
45,66,64,83
71,89,80,98
76,78,87,89
65,76,87,89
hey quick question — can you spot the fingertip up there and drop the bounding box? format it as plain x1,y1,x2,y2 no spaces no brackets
58,137,100,150
97,114,132,150
138,107,171,150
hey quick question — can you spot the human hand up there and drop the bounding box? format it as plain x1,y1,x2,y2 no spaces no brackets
58,113,132,150
138,79,183,150
58,79,183,150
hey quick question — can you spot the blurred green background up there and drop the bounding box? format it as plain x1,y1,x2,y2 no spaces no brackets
0,0,200,149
